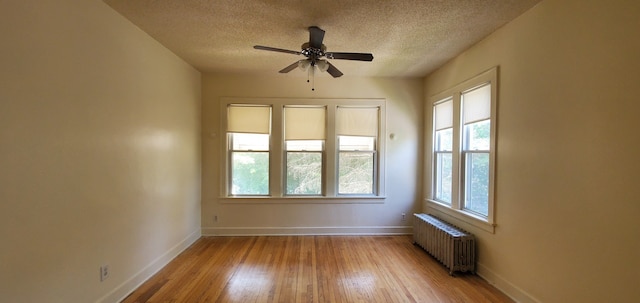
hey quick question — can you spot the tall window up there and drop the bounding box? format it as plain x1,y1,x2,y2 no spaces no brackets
433,99,453,204
227,105,271,196
336,107,379,195
284,106,325,195
461,85,491,216
428,67,497,229
222,99,385,199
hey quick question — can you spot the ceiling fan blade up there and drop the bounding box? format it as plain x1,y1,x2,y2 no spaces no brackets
308,26,325,49
326,52,374,61
254,45,301,55
279,61,300,73
326,62,343,78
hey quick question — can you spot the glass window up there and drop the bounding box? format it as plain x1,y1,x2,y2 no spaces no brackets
227,104,271,196
433,99,453,204
284,107,325,196
286,140,323,195
223,99,385,199
229,133,270,195
461,84,491,216
427,67,497,228
336,106,379,195
434,128,453,203
338,136,375,194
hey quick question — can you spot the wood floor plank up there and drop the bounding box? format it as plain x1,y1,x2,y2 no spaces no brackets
121,236,514,303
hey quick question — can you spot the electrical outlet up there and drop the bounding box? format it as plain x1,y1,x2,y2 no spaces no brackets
100,264,110,282
401,213,406,221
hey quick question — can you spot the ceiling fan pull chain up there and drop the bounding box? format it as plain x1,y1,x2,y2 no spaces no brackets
311,66,315,91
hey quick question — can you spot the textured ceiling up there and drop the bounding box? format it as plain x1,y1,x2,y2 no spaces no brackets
104,0,541,78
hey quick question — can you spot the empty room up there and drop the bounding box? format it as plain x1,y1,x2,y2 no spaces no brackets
1,0,639,302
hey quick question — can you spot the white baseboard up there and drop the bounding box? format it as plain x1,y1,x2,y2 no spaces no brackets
95,229,201,303
202,225,412,236
476,262,541,303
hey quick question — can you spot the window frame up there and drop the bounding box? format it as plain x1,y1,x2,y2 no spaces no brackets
426,67,498,233
220,98,386,202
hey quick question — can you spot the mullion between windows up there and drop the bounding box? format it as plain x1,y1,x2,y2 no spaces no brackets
451,93,462,210
270,104,283,197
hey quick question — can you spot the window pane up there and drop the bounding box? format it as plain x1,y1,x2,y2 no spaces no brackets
464,152,489,216
286,152,322,195
434,152,452,204
232,133,269,151
464,120,490,151
231,152,269,195
286,140,323,151
435,128,452,151
338,152,373,194
339,136,374,151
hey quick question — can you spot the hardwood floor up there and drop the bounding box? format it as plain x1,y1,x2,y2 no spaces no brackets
122,236,513,303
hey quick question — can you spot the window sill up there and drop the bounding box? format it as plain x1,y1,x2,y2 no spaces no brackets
424,199,495,234
220,196,387,204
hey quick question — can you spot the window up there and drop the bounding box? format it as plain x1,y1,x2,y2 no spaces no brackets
230,133,269,195
336,107,379,195
222,99,385,200
428,67,497,231
433,99,453,204
227,105,271,196
284,106,325,196
461,85,491,216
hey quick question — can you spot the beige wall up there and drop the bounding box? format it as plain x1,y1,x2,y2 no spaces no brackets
0,1,201,302
423,0,640,302
202,75,423,235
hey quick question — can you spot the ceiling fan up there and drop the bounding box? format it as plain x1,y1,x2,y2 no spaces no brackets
254,26,373,89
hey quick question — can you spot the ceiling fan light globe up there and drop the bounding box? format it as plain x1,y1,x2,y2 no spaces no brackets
298,59,310,71
316,60,330,72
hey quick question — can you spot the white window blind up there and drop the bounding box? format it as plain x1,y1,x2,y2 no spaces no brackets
336,107,379,137
227,105,271,134
284,106,326,140
462,84,491,124
434,99,453,131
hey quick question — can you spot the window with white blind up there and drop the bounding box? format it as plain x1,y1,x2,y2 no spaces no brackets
336,107,379,195
222,98,385,200
433,99,453,204
227,105,271,196
284,106,325,196
427,67,497,231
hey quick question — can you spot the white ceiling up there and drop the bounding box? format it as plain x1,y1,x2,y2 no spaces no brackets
104,0,541,78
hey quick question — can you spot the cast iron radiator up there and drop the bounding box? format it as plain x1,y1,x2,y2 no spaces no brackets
413,213,476,275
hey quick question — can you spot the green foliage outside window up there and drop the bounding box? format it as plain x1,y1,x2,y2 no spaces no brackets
286,152,322,195
231,152,269,195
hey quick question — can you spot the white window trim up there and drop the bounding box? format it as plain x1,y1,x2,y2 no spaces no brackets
221,97,386,203
425,67,498,233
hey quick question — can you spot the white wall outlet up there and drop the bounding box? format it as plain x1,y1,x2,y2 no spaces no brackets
100,264,110,282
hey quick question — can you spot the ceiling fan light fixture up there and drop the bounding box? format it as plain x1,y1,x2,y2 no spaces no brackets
298,59,311,71
316,60,329,72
